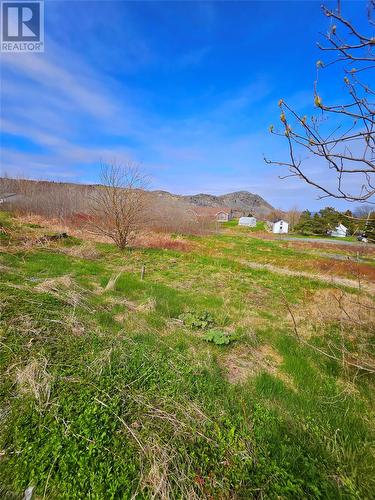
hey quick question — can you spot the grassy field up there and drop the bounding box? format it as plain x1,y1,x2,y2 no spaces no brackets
0,211,374,499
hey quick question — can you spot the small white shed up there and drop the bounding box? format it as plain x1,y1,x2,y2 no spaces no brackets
329,223,347,238
238,216,256,227
272,220,289,234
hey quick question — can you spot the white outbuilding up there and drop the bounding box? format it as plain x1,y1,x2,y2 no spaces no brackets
329,223,348,238
272,220,289,234
238,216,257,227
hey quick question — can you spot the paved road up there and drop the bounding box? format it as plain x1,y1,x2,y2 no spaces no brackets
275,236,373,246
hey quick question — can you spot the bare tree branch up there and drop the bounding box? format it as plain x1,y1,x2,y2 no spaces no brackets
266,1,375,203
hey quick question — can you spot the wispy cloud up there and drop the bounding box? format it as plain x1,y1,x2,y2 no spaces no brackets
1,0,360,210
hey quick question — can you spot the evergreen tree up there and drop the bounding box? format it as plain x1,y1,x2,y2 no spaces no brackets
295,210,314,234
317,207,341,234
364,212,375,243
342,210,357,235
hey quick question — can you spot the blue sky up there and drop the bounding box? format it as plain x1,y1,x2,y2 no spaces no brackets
0,0,369,209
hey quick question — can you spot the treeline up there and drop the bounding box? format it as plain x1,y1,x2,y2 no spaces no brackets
0,176,214,236
296,207,375,240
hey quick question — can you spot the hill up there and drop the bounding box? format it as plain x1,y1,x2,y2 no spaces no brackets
153,190,274,214
1,178,274,217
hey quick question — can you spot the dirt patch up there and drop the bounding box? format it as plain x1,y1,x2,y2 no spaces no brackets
246,286,271,307
221,344,283,383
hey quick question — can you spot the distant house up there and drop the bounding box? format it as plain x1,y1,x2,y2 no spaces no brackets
216,209,232,222
192,207,233,222
0,193,28,209
272,219,289,234
329,223,348,238
0,193,17,204
238,216,256,227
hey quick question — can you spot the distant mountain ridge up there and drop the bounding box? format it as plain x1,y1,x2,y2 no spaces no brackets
153,190,274,214
0,177,274,216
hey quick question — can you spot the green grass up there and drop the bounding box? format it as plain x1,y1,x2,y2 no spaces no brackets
0,212,374,498
289,233,358,242
222,219,266,231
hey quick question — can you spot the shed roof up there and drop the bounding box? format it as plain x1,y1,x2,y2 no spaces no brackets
271,219,288,224
191,206,232,217
0,193,17,199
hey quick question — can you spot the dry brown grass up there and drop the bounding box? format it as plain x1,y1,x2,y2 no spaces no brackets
59,242,102,260
65,314,86,336
104,272,123,292
283,287,375,374
17,213,66,230
241,260,375,293
35,276,84,308
16,357,52,406
16,214,112,243
141,439,174,499
112,297,156,323
134,393,210,499
132,233,193,252
15,214,195,253
293,288,375,337
35,275,73,292
6,313,43,339
284,240,375,257
140,438,202,500
313,258,375,282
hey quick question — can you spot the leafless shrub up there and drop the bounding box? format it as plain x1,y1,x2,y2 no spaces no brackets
285,206,302,231
88,161,148,249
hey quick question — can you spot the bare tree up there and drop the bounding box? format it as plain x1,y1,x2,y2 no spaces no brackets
285,206,302,231
266,1,375,203
90,161,148,249
354,203,374,218
267,208,286,222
